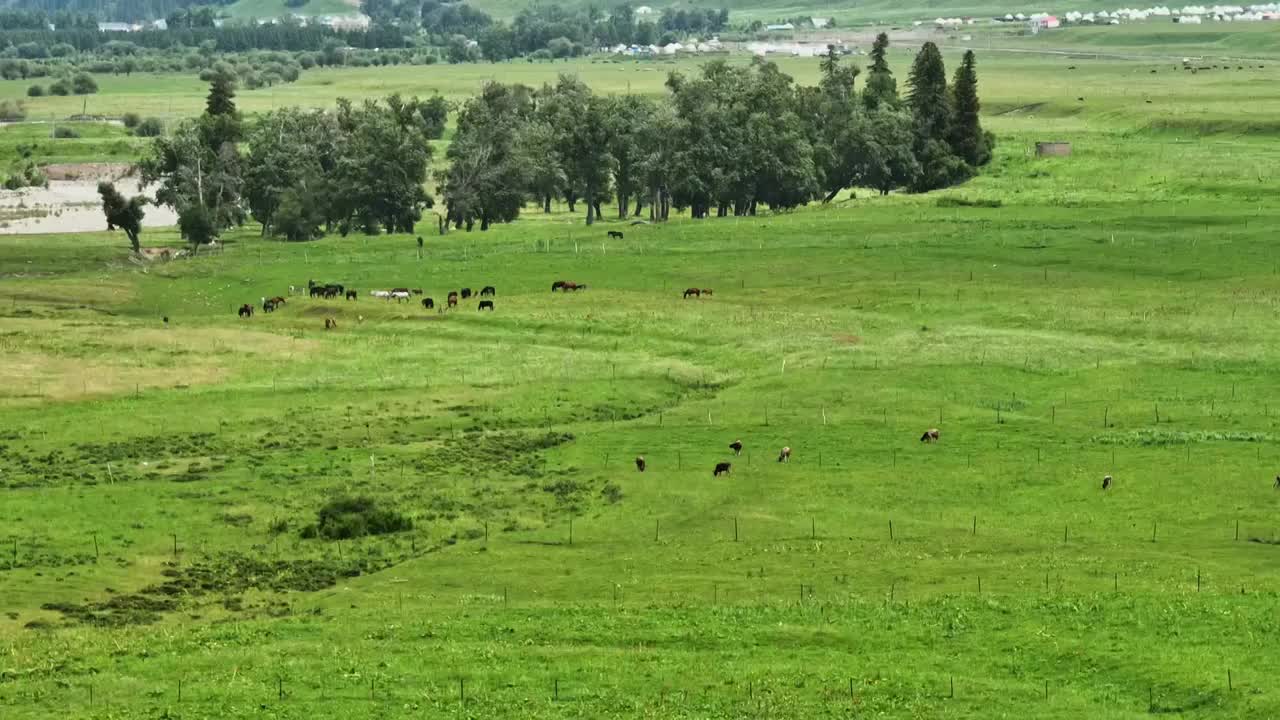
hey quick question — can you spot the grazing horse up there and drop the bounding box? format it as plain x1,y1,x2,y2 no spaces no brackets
552,280,567,292
323,286,340,299
1275,474,1280,489
324,317,337,330
1102,474,1112,490
777,446,791,463
391,287,410,295
447,291,459,308
683,288,701,299
370,290,391,299
700,289,713,297
461,288,473,299
563,282,586,292
346,290,358,300
607,230,624,239
713,462,732,477
262,299,276,313
635,456,646,472
478,300,494,311
729,440,743,456
238,304,253,318
270,296,287,306
411,288,423,295
309,285,325,298
390,290,411,303
920,428,940,443
422,298,434,309
480,286,496,296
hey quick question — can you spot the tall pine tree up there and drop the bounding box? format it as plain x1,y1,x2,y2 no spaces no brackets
947,50,993,167
907,42,970,192
862,33,898,111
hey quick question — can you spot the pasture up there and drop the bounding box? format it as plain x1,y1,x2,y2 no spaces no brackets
3,42,1280,719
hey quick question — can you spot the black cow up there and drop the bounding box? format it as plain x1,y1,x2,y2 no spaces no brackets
480,286,496,296
713,462,731,477
635,456,646,472
478,300,494,311
607,230,624,239
422,298,434,309
461,288,473,299
729,440,742,456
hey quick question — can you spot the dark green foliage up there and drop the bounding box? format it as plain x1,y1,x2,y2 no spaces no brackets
71,72,97,94
98,181,147,253
948,50,995,167
176,203,217,247
303,496,413,540
53,126,79,138
121,111,141,128
863,33,898,111
272,187,326,242
441,82,536,231
26,84,44,97
48,78,70,96
132,117,163,137
907,42,976,192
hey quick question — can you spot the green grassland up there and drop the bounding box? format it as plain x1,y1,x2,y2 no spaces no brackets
4,40,1280,719
223,0,359,20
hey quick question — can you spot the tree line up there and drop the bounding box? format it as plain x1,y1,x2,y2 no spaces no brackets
108,38,992,251
440,37,993,229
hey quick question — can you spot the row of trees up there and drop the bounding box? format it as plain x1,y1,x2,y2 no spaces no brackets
133,75,447,248
115,39,992,251
440,38,993,229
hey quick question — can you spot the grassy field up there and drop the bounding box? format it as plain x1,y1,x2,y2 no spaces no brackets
4,38,1280,720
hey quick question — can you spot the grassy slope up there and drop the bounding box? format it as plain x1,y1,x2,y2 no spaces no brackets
4,43,1280,719
222,0,357,19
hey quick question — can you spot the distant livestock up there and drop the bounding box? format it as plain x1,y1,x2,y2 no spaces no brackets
1102,474,1112,490
920,428,940,443
713,462,732,477
422,298,434,309
478,300,494,311
324,317,337,330
701,289,714,297
447,291,459,308
552,280,586,292
461,288,473,299
607,230,624,239
346,290,358,300
552,280,567,292
238,304,253,318
390,290,411,303
683,288,701,299
777,446,791,463
411,288,423,295
1274,474,1279,489
371,290,391,299
635,456,646,472
480,286,496,296
262,298,276,313
729,440,743,456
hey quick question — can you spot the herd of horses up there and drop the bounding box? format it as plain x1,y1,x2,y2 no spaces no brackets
630,432,946,477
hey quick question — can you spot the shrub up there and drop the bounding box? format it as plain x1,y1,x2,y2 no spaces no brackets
26,84,44,97
48,79,70,96
121,111,141,128
72,73,98,95
0,100,26,121
132,117,164,137
300,496,412,540
53,126,80,139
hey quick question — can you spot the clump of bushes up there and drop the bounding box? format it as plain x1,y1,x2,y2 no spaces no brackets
53,126,80,139
132,117,164,137
26,84,44,97
121,111,141,129
301,496,413,540
0,99,26,121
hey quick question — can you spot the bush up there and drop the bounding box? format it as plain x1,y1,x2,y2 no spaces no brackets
300,496,412,540
26,84,44,97
0,100,26,121
72,73,98,95
121,111,141,128
53,126,80,139
48,79,70,96
132,117,164,137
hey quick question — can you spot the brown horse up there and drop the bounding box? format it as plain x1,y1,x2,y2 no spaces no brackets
683,288,701,299
447,291,459,308
324,317,337,330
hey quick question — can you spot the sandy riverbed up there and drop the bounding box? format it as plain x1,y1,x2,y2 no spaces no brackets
0,164,178,235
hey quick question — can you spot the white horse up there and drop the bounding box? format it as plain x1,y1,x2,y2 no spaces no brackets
370,290,391,299
390,290,411,303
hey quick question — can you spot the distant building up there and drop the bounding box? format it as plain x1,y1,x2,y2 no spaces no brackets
322,14,371,31
811,17,830,28
765,22,795,31
97,22,134,32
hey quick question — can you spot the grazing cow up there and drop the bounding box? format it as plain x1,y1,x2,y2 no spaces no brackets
1102,474,1112,490
411,289,423,295
920,428,940,443
635,456,646,472
713,462,731,477
478,300,494,311
778,446,791,463
461,288,473,299
238,304,253,318
324,317,337,330
607,230,624,239
480,286,496,296
729,440,743,456
683,288,701,299
552,280,567,292
390,290,411,303
422,298,434,309
371,290,391,299
346,290,358,301
700,289,713,297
